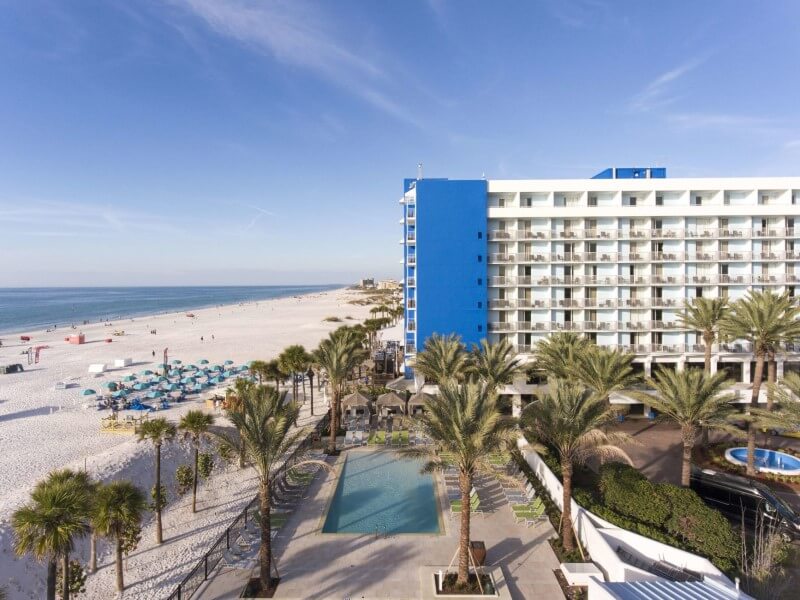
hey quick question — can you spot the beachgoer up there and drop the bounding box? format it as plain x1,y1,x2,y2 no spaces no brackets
152,350,155,358
201,336,204,342
211,334,215,341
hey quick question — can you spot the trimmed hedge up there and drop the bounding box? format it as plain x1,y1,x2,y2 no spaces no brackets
584,462,738,573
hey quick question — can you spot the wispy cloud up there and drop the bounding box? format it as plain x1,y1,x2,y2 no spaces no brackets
166,0,423,127
0,200,184,237
666,112,783,136
243,204,274,231
629,57,706,112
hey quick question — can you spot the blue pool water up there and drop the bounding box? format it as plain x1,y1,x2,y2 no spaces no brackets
322,451,440,534
727,447,800,474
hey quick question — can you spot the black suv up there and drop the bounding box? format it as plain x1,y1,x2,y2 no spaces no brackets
690,467,800,541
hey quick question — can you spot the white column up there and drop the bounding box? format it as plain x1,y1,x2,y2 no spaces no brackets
742,361,751,384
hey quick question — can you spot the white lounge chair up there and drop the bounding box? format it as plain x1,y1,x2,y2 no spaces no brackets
354,431,363,446
344,431,354,446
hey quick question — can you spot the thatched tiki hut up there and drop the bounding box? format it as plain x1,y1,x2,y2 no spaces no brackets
376,391,405,416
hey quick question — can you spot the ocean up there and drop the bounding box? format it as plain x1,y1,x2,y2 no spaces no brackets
0,285,341,335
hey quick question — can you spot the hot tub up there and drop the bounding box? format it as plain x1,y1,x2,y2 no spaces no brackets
725,447,800,476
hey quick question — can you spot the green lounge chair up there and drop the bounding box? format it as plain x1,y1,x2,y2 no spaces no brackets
450,493,482,515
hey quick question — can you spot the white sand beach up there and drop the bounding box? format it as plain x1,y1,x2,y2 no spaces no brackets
0,287,384,599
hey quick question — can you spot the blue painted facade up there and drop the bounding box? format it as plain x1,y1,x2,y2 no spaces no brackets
403,179,488,371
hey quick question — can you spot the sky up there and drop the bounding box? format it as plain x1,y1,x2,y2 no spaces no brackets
1,0,799,287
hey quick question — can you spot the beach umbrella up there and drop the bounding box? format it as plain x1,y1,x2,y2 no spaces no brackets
169,369,182,377
171,359,182,365
81,389,97,396
132,382,150,391
224,360,234,365
184,364,197,371
112,389,128,398
156,376,168,382
140,369,154,376
238,364,249,371
210,365,223,372
102,382,117,390
129,402,152,411
199,359,209,364
222,370,234,378
166,383,180,391
123,375,137,382
147,390,164,399
209,376,224,384
192,383,204,392
180,376,195,384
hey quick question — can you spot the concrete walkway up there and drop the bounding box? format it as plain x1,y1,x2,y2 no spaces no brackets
197,449,563,600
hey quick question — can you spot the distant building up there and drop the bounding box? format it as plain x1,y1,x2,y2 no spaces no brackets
359,278,375,289
377,279,400,290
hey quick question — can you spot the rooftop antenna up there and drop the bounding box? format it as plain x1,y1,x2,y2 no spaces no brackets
417,162,423,180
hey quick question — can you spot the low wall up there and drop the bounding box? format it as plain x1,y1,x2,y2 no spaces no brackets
516,437,735,589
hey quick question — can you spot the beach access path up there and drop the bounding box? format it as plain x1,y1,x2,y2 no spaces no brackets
0,287,379,599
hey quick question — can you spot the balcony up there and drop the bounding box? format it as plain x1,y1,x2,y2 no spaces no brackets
484,227,798,242
407,320,416,332
488,322,515,332
407,255,416,266
405,343,416,353
490,276,517,286
406,278,416,287
489,253,514,263
406,210,415,222
407,299,416,309
406,232,416,244
489,299,516,309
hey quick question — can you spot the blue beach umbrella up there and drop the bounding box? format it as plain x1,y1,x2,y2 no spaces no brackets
198,359,209,364
165,383,180,391
210,365,223,372
171,359,182,365
140,369,154,376
132,382,149,391
129,402,152,411
169,369,182,377
102,382,117,390
238,365,249,372
183,364,197,371
180,376,195,384
209,376,224,384
192,384,204,392
123,375,137,382
81,389,96,396
222,370,234,378
147,390,164,399
112,389,128,398
224,360,234,365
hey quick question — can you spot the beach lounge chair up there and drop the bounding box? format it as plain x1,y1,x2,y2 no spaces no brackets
450,493,482,517
344,431,354,447
513,497,546,526
354,431,363,446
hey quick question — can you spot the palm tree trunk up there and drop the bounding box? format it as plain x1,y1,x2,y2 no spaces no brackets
700,332,714,447
327,391,339,454
457,471,472,586
748,352,765,475
155,443,163,544
309,375,315,416
89,531,97,574
767,357,777,411
681,426,695,487
115,538,124,592
61,553,70,600
561,461,575,553
192,445,199,513
259,482,273,591
238,432,246,469
46,559,57,600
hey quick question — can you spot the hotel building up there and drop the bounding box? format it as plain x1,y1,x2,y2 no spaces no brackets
400,168,800,411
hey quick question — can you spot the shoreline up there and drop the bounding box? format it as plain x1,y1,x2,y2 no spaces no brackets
0,284,347,338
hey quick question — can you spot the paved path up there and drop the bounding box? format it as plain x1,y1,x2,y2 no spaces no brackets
198,450,563,600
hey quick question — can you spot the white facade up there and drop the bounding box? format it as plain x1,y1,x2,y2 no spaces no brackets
486,176,800,391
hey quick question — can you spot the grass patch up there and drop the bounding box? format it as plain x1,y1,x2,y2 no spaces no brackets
323,316,342,322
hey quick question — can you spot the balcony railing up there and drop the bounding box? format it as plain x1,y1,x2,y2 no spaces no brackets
406,278,416,287
407,299,416,309
485,227,797,241
406,255,416,265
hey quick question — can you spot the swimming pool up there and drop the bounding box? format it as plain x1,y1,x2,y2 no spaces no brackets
322,450,441,534
725,447,800,476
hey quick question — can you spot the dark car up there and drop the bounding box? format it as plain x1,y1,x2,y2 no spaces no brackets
1,364,24,374
690,466,800,542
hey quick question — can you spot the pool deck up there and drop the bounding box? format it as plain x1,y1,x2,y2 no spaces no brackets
196,448,563,600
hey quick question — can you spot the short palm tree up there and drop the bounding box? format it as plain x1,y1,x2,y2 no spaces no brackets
221,384,326,593
225,378,254,468
760,372,800,434
635,368,737,486
13,476,90,600
179,410,215,512
249,360,269,386
93,481,147,594
721,290,800,473
678,297,728,373
137,417,177,543
521,381,631,552
314,327,368,453
533,332,590,381
278,344,308,400
413,333,470,384
263,359,285,390
573,346,639,405
468,338,522,393
402,382,514,588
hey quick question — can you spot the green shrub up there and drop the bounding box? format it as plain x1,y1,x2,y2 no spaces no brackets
198,452,214,479
658,484,739,573
56,559,87,598
150,484,168,512
599,462,671,527
175,464,193,495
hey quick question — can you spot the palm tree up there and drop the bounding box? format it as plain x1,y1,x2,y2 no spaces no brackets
521,381,631,553
760,372,800,436
279,345,307,400
13,476,90,600
93,481,147,594
635,368,737,486
179,410,215,513
313,327,368,453
402,382,514,588
39,469,97,581
721,290,800,474
224,378,254,468
137,417,177,543
263,359,285,390
221,384,326,593
249,360,269,385
533,332,590,381
413,333,470,385
678,297,728,373
468,338,522,393
573,346,639,405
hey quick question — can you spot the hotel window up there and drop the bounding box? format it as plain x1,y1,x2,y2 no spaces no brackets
588,195,598,207
656,195,663,206
477,231,482,239
692,196,702,206
498,198,506,207
522,197,532,207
